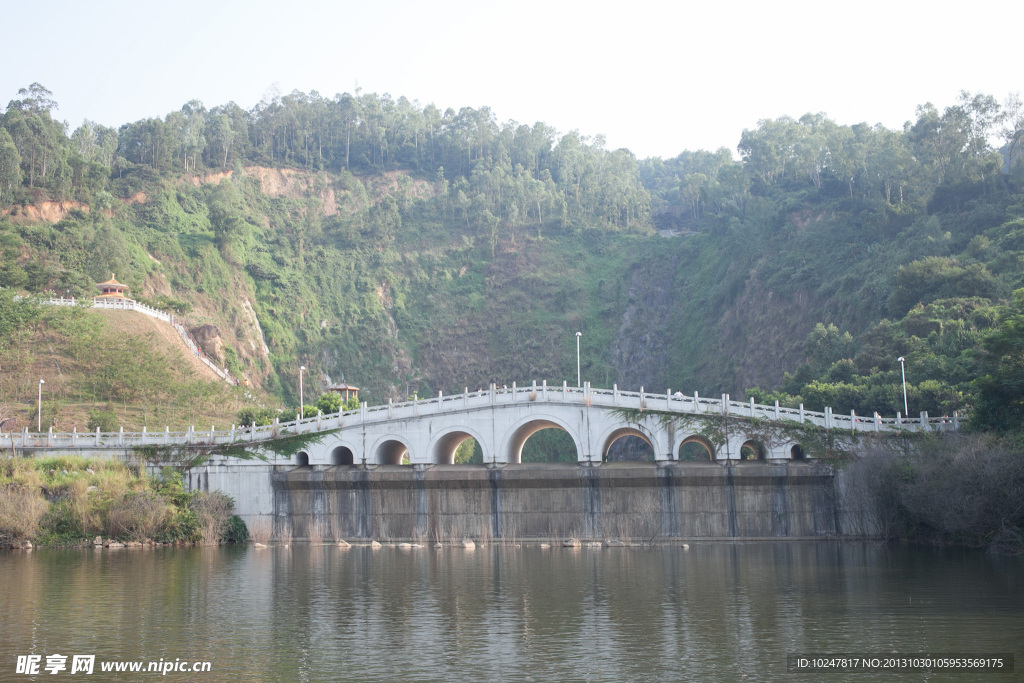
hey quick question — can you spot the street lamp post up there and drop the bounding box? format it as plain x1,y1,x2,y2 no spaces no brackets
299,365,306,420
37,379,44,432
575,332,582,388
897,356,908,416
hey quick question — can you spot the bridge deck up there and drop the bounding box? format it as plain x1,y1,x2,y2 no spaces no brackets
3,381,959,452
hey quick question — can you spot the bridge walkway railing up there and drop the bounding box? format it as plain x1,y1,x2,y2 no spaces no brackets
1,380,960,451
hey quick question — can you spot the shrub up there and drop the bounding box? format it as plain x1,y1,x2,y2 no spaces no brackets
160,505,201,544
38,497,86,545
856,434,1024,553
190,491,234,544
315,392,341,415
87,408,120,433
222,515,248,543
106,490,171,541
236,406,275,427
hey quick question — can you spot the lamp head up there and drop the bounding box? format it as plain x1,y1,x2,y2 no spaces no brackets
300,365,306,371
897,357,905,363
39,379,44,384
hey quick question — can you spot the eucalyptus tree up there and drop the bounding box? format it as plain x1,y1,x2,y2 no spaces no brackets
1001,92,1024,170
2,83,69,190
0,127,20,205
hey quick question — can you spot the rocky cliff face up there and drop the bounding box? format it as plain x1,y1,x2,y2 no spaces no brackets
613,252,678,392
190,324,225,365
612,247,812,400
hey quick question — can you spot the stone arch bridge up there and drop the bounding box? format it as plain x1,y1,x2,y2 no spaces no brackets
289,382,956,466
2,380,957,464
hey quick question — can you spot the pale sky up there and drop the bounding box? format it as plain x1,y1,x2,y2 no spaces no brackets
3,0,1022,160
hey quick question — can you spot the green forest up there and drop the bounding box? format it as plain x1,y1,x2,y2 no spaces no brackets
1,83,1023,437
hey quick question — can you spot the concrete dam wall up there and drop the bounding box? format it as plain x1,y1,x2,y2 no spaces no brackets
190,461,866,542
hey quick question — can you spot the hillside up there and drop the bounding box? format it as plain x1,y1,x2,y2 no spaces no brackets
1,84,1023,434
0,301,268,432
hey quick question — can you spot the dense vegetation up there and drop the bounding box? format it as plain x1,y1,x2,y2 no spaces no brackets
0,82,1022,441
0,456,244,548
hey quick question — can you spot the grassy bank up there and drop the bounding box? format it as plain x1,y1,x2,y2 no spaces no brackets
0,456,246,548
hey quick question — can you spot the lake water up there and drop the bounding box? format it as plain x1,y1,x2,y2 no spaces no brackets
1,542,1020,681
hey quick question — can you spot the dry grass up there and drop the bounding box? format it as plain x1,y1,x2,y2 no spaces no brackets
613,497,663,545
248,517,272,544
66,478,98,535
475,518,492,546
307,519,324,544
276,523,292,545
0,487,50,546
500,512,520,546
190,491,234,544
106,490,169,541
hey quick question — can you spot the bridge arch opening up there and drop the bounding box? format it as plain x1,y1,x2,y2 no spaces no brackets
678,435,715,461
432,431,484,464
375,439,410,465
602,428,655,462
295,451,310,467
508,420,580,463
331,446,355,466
790,444,807,460
741,440,767,461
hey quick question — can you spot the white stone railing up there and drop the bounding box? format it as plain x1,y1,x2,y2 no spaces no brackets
91,296,172,323
1,380,961,451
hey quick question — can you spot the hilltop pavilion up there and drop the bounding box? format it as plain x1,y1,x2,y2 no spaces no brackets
95,274,130,300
